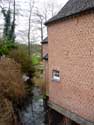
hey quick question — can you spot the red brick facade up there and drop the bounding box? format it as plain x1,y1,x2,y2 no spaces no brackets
42,43,49,95
42,44,48,57
48,12,94,122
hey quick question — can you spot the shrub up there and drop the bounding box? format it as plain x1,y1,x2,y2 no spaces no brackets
0,57,25,124
8,45,35,75
0,39,17,55
32,54,41,65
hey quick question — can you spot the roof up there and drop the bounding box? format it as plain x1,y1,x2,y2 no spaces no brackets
45,0,94,25
43,53,48,61
41,37,48,44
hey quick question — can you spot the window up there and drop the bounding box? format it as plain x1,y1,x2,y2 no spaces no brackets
52,70,60,81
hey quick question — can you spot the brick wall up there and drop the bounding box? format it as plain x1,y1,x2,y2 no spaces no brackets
45,61,49,95
42,43,49,95
48,12,94,122
42,44,48,57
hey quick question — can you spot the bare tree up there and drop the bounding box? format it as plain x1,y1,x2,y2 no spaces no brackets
10,0,16,42
34,9,44,42
33,0,60,42
0,0,11,40
0,0,62,44
0,0,16,42
28,0,34,57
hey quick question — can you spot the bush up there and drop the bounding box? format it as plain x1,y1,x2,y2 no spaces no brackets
0,39,17,55
32,54,41,65
0,57,25,124
0,58,25,99
8,45,35,75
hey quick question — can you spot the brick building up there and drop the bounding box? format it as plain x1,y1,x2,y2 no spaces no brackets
43,0,94,125
41,37,49,95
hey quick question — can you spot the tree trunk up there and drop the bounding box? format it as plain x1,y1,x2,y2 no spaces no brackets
28,0,33,57
10,0,16,42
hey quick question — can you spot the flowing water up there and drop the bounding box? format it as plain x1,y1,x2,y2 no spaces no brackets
19,87,47,125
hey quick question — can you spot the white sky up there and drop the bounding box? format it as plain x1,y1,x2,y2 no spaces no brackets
0,0,69,44
15,0,69,44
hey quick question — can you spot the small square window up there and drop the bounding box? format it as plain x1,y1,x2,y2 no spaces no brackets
52,70,60,81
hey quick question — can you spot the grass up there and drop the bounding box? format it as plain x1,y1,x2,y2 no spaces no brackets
32,54,41,65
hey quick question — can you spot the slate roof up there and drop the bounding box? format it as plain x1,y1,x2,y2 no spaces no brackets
43,53,48,61
41,37,48,44
45,0,94,25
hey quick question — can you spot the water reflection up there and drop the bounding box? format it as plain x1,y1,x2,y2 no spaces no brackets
20,87,46,125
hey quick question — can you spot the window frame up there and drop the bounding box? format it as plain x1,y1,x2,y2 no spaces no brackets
52,70,60,82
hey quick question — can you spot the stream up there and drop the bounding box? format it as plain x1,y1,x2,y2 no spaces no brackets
19,87,47,125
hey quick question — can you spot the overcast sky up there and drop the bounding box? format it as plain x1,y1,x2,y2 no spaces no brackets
0,0,69,44
15,0,69,44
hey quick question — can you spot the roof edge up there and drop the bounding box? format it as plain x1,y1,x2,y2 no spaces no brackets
45,7,94,26
41,37,48,44
41,41,48,44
